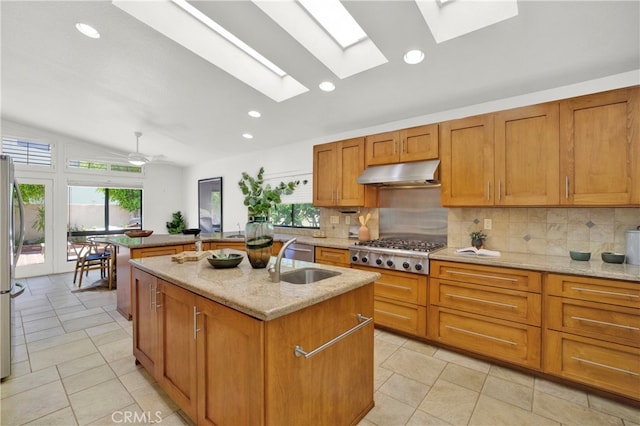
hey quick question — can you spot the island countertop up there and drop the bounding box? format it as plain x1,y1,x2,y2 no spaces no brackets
130,252,380,321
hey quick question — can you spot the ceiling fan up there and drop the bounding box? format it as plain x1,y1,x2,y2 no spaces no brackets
102,131,167,166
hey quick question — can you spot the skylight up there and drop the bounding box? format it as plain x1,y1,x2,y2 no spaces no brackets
112,0,308,102
298,0,367,49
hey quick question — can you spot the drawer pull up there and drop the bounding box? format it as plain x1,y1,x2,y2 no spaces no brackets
294,314,372,359
445,270,518,282
571,356,639,376
374,309,411,320
445,293,518,309
571,287,639,299
571,316,639,331
445,325,517,346
378,282,411,292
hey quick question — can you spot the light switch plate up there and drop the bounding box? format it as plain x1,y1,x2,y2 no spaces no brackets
484,219,492,230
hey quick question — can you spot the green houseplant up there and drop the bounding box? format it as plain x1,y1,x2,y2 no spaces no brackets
470,230,487,249
238,167,306,268
166,211,186,234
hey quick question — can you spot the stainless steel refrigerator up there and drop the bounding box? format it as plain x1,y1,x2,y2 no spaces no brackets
1,155,26,379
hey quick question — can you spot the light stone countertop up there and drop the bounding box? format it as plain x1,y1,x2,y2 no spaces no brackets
430,247,640,282
130,251,380,321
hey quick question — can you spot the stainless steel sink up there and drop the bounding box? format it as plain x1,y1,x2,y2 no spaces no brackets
280,268,341,284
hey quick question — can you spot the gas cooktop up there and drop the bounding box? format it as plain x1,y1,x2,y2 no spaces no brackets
349,238,446,275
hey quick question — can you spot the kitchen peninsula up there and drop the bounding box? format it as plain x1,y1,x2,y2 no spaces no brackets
130,252,380,425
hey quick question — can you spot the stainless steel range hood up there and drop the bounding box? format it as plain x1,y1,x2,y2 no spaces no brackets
357,160,440,186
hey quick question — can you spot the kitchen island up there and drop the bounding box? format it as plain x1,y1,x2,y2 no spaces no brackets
130,252,380,425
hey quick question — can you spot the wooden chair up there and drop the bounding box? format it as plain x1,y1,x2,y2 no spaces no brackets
74,242,115,289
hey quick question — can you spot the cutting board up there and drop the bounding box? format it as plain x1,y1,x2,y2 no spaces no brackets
172,251,211,262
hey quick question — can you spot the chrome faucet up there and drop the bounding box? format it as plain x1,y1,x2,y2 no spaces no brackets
268,238,296,283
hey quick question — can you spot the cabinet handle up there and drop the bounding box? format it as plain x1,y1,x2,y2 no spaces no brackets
378,282,411,292
294,314,372,359
571,316,639,331
336,189,340,202
444,269,518,282
445,293,518,309
150,285,154,310
445,325,517,346
571,356,639,376
487,181,490,201
374,309,410,320
401,139,405,154
393,141,397,155
331,190,334,203
193,306,202,339
565,176,569,199
288,247,313,253
155,289,162,309
571,287,639,299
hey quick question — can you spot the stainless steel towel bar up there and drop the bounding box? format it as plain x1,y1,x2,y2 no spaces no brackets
294,313,372,359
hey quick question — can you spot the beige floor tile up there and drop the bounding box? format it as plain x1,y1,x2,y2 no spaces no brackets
27,329,87,353
159,410,195,425
377,330,410,346
379,373,431,408
433,348,491,373
9,360,32,379
469,394,560,426
90,328,129,347
109,355,139,377
24,406,78,426
439,363,487,392
97,337,133,363
55,304,93,316
57,352,107,378
0,366,59,399
62,313,114,333
488,364,535,387
364,391,416,426
0,380,69,425
119,366,157,393
22,316,62,335
418,379,479,425
482,375,533,410
25,325,66,343
129,382,179,418
12,333,25,347
534,377,589,407
63,364,116,395
69,378,134,425
85,322,123,338
21,309,56,323
402,339,439,357
588,394,640,424
533,390,623,426
12,343,28,363
48,294,82,310
406,409,452,425
375,365,395,390
86,403,146,425
374,337,401,364
381,348,447,386
29,338,98,371
18,304,54,318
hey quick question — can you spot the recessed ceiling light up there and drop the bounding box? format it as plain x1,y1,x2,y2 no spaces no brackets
75,23,100,39
319,81,336,92
248,110,261,118
404,49,425,65
242,133,254,139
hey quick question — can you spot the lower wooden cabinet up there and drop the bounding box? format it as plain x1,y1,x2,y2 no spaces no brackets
315,246,350,267
132,268,158,374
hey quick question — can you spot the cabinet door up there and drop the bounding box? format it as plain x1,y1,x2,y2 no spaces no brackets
157,281,198,420
336,137,366,206
560,86,640,205
132,268,157,375
132,245,183,258
365,131,399,166
196,296,264,426
441,114,495,206
313,142,337,206
495,103,560,205
400,124,439,163
314,246,350,267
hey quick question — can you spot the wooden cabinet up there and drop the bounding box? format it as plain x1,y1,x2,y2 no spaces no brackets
560,87,640,206
313,137,376,207
314,246,350,267
353,265,427,338
365,124,438,166
428,261,542,369
131,268,158,375
544,273,640,400
441,103,559,206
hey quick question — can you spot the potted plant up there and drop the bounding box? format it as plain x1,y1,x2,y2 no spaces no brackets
238,167,306,268
166,211,186,234
470,230,487,249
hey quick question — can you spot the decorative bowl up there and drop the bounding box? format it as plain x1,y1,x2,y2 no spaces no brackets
569,250,591,261
207,253,243,269
182,228,201,236
601,252,625,264
124,230,154,238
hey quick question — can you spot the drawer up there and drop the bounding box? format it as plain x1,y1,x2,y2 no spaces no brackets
355,265,427,305
132,245,182,258
546,274,640,308
544,330,640,400
315,247,350,266
428,306,541,369
430,261,541,293
431,279,541,326
374,298,426,337
546,296,639,348
183,242,211,251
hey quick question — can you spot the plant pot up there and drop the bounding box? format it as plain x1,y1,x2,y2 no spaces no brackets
472,238,484,249
245,216,274,269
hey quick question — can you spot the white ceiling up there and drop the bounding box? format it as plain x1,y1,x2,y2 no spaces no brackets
1,1,639,167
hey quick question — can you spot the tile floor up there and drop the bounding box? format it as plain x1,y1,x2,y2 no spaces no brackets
1,271,639,426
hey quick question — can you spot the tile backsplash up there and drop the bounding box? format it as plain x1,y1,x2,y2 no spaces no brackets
448,207,640,257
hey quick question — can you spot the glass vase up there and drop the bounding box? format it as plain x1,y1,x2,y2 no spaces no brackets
245,216,274,268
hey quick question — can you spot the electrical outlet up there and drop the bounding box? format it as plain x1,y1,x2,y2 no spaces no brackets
345,216,350,225
330,215,339,224
484,219,492,230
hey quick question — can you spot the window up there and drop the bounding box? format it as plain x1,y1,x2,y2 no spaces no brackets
68,160,108,170
2,137,53,167
67,185,142,260
67,159,143,174
271,203,319,228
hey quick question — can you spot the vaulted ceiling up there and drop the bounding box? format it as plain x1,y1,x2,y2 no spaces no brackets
2,1,638,166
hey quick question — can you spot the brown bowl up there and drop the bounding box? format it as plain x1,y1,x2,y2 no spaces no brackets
124,230,154,238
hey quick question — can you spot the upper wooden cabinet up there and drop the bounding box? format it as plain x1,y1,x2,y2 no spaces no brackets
441,102,560,206
313,137,376,207
559,86,640,206
365,124,438,166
